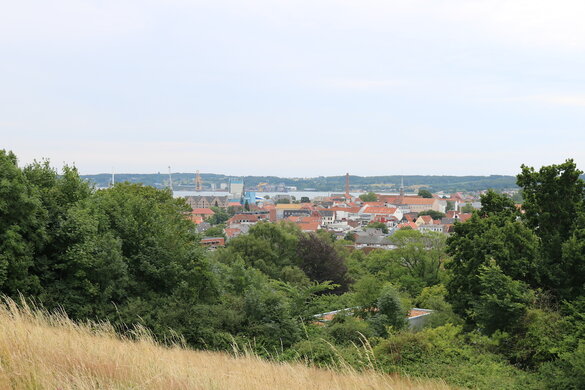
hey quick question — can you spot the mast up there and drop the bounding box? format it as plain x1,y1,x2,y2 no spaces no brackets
168,166,174,191
195,170,203,191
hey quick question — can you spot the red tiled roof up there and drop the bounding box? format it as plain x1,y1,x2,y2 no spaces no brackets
397,222,418,230
328,206,361,213
373,215,397,223
287,215,320,223
458,213,473,223
401,197,436,205
420,215,433,224
296,221,320,232
227,214,263,224
378,195,402,204
225,228,241,238
408,308,432,319
191,208,215,215
446,210,459,218
378,195,436,205
190,215,204,224
363,202,385,207
363,206,398,215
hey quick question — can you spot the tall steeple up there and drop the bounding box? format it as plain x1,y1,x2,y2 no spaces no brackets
399,176,405,197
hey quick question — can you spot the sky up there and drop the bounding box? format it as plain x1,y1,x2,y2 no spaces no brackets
2,0,585,177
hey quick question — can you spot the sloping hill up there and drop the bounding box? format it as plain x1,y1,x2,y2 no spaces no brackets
0,300,448,390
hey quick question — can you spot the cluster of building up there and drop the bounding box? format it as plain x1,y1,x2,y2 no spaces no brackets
188,183,479,250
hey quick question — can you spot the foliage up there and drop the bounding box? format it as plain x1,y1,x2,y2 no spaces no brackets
366,221,389,234
390,230,446,292
376,284,408,331
327,314,373,345
204,224,226,239
359,192,378,202
374,325,543,389
517,159,585,300
472,262,534,334
460,203,475,213
297,233,351,293
4,151,585,389
207,207,232,225
415,285,460,328
344,231,356,242
418,189,433,198
223,222,300,280
0,151,46,296
418,210,445,220
446,190,539,319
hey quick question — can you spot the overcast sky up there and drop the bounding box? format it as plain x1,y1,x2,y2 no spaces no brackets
2,0,585,176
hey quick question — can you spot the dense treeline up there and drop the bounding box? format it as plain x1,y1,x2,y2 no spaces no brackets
2,149,585,389
82,172,519,192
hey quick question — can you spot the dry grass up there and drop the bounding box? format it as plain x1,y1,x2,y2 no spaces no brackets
0,299,449,390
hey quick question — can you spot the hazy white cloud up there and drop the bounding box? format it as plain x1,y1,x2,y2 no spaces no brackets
0,0,149,45
527,95,585,107
489,94,585,108
1,0,584,175
322,79,407,90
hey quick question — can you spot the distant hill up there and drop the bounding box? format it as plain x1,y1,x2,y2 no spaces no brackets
82,172,518,193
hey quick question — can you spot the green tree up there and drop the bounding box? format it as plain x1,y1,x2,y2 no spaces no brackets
224,222,300,280
208,207,232,225
517,159,585,299
390,229,446,289
473,262,534,334
0,150,46,296
375,284,407,332
418,210,445,220
418,189,433,198
446,191,539,319
367,221,389,234
460,203,475,213
204,224,226,239
344,231,356,242
297,232,351,293
81,184,220,344
359,192,378,202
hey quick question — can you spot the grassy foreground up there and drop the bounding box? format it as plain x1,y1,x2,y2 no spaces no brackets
0,300,448,390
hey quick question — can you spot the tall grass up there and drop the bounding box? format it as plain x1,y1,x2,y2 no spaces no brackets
0,298,449,389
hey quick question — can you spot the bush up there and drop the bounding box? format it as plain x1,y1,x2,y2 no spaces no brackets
374,325,544,389
327,314,373,346
539,340,585,390
376,285,407,331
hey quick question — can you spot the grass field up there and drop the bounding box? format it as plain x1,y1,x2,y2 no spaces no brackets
0,299,449,390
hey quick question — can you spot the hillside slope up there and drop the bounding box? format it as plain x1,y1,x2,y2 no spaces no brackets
0,301,448,390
